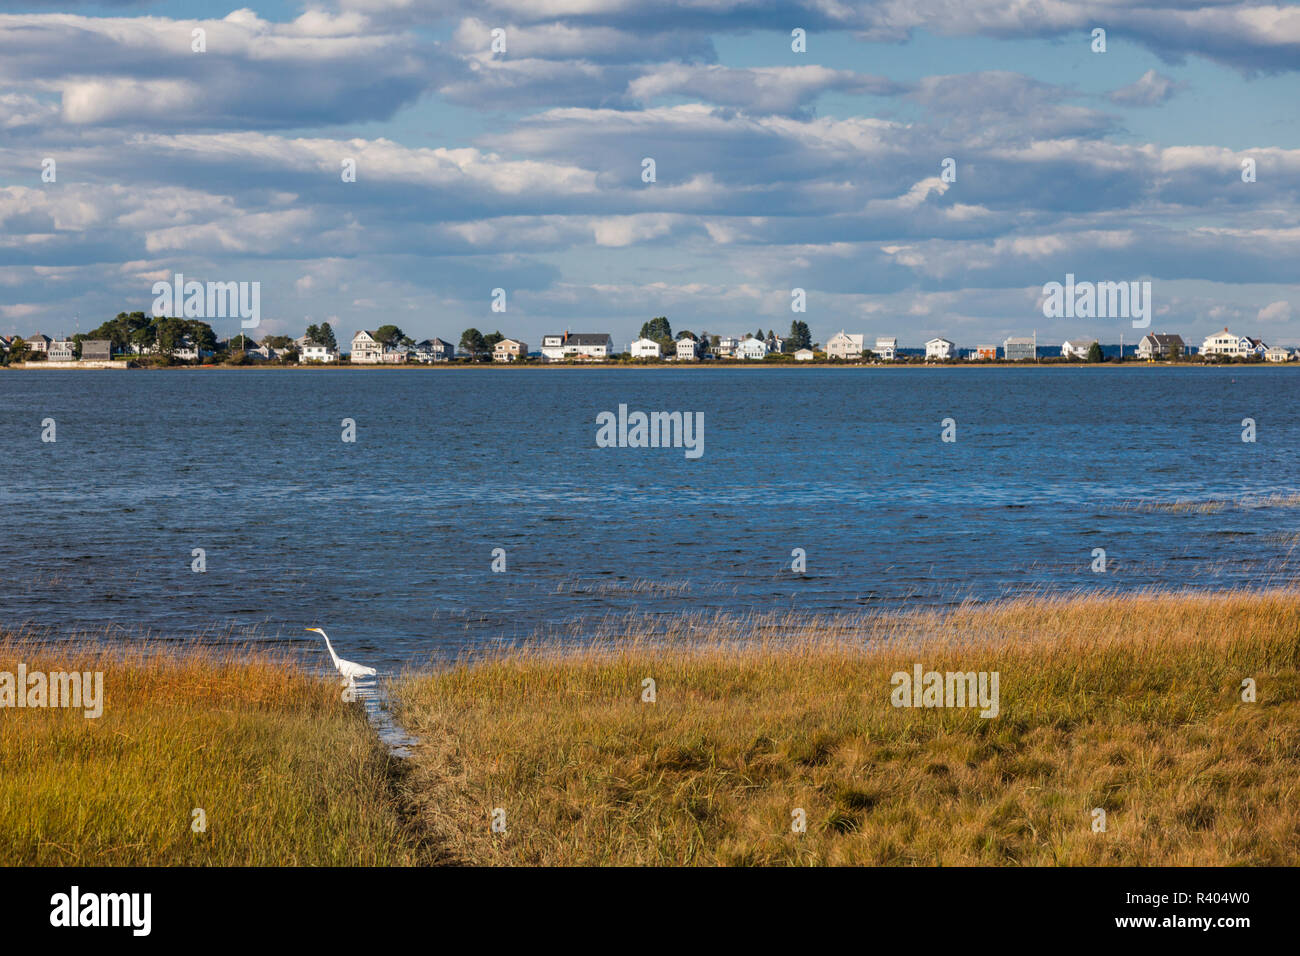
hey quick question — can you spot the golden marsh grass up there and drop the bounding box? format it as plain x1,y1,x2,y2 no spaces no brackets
394,590,1300,866
0,637,431,866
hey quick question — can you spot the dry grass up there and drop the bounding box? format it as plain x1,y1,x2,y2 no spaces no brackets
0,637,431,866
1118,493,1300,513
394,590,1300,865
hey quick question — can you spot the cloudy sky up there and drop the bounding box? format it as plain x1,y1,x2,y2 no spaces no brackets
1,0,1298,347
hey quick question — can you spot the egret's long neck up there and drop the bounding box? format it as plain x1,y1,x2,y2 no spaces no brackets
318,630,341,667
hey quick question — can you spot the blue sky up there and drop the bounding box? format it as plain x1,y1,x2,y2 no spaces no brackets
1,0,1298,347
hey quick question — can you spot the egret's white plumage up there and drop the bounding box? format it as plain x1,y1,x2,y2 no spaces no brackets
306,627,377,683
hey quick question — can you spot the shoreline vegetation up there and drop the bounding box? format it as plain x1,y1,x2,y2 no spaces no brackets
0,639,433,866
6,360,1297,371
4,589,1297,865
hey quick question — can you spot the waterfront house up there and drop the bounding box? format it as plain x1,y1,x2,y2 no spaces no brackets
794,348,815,361
675,335,698,361
969,345,998,361
925,337,956,360
81,340,113,361
826,330,864,360
173,338,205,361
1200,328,1264,358
1003,336,1035,361
407,338,452,363
1136,333,1185,360
630,337,662,359
765,331,784,354
350,330,383,363
736,336,769,360
493,338,528,362
874,337,897,361
1061,337,1098,360
1265,346,1291,362
48,339,75,362
26,334,51,354
301,343,338,362
714,335,739,358
540,331,614,362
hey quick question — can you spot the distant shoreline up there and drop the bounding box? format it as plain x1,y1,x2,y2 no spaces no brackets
6,360,1294,371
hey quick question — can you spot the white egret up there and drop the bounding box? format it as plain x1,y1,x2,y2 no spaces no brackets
306,627,377,684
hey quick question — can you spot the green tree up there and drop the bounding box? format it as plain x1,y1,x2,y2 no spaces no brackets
154,317,187,357
460,328,487,360
640,316,672,343
788,320,812,351
1087,342,1104,363
373,325,408,347
8,337,29,363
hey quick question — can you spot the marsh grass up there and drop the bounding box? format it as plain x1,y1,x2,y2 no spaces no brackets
1118,493,1300,513
0,636,431,866
394,590,1300,866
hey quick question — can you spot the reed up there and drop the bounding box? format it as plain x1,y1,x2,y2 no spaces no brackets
0,636,430,866
394,590,1300,865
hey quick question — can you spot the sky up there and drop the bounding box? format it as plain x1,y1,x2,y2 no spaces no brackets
1,0,1298,348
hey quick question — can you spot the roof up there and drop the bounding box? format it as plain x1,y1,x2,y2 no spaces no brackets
547,332,611,346
1143,333,1184,345
1004,336,1034,345
926,337,954,345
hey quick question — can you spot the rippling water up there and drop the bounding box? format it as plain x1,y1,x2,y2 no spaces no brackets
2,366,1297,667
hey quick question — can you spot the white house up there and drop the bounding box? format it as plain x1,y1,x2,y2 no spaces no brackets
1200,327,1264,358
765,331,784,354
874,337,897,361
1061,338,1098,360
826,330,864,360
1136,333,1185,360
350,330,383,363
25,334,51,354
630,337,662,359
794,348,815,361
540,331,614,362
301,343,338,362
48,339,75,362
714,335,740,358
675,336,698,361
1265,346,1291,362
736,336,769,360
925,337,956,360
